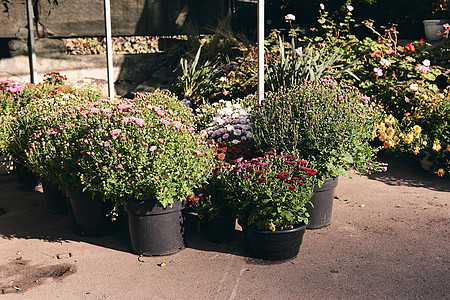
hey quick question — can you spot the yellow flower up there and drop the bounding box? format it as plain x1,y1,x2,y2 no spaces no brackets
384,140,395,149
384,115,395,126
372,125,378,138
423,141,427,146
413,147,420,155
379,132,387,142
436,168,445,177
268,221,276,231
412,125,422,134
432,140,442,152
405,133,414,144
445,145,450,152
386,127,395,138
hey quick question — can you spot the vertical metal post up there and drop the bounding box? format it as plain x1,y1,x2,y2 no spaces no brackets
26,0,37,83
104,0,115,99
257,0,264,104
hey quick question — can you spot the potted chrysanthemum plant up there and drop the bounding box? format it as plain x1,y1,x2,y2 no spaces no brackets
220,150,317,260
74,90,216,255
250,78,387,229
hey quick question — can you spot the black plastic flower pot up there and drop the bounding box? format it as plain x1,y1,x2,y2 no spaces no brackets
204,214,236,243
242,223,307,261
65,187,119,236
306,177,338,229
15,163,40,189
124,200,184,256
42,179,68,214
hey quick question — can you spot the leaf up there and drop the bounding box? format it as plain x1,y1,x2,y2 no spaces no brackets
330,269,339,273
424,73,436,81
280,210,294,221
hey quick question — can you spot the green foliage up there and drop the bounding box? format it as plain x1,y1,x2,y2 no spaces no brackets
177,46,222,106
338,22,445,122
0,80,44,116
3,83,102,184
409,89,450,176
302,3,449,177
220,151,317,231
185,171,233,222
0,75,95,160
12,88,215,209
76,91,215,208
265,34,347,91
251,78,386,182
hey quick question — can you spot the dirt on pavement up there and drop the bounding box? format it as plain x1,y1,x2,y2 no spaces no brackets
0,156,448,299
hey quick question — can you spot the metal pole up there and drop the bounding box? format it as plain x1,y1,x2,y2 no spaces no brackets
26,0,37,83
257,0,264,103
104,0,115,99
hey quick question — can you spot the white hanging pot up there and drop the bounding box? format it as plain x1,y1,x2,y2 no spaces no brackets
423,20,445,41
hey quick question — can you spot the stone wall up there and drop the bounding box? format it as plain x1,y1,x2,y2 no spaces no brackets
0,0,227,38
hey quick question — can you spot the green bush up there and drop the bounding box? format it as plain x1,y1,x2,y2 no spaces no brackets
251,78,386,182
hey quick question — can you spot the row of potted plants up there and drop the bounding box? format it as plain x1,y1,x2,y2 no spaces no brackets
0,72,387,260
187,78,387,259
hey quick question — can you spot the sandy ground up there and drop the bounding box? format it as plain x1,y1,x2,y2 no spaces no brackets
0,156,449,300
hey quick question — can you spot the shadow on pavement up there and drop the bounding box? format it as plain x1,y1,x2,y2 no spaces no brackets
0,173,254,258
0,174,129,253
366,154,450,193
